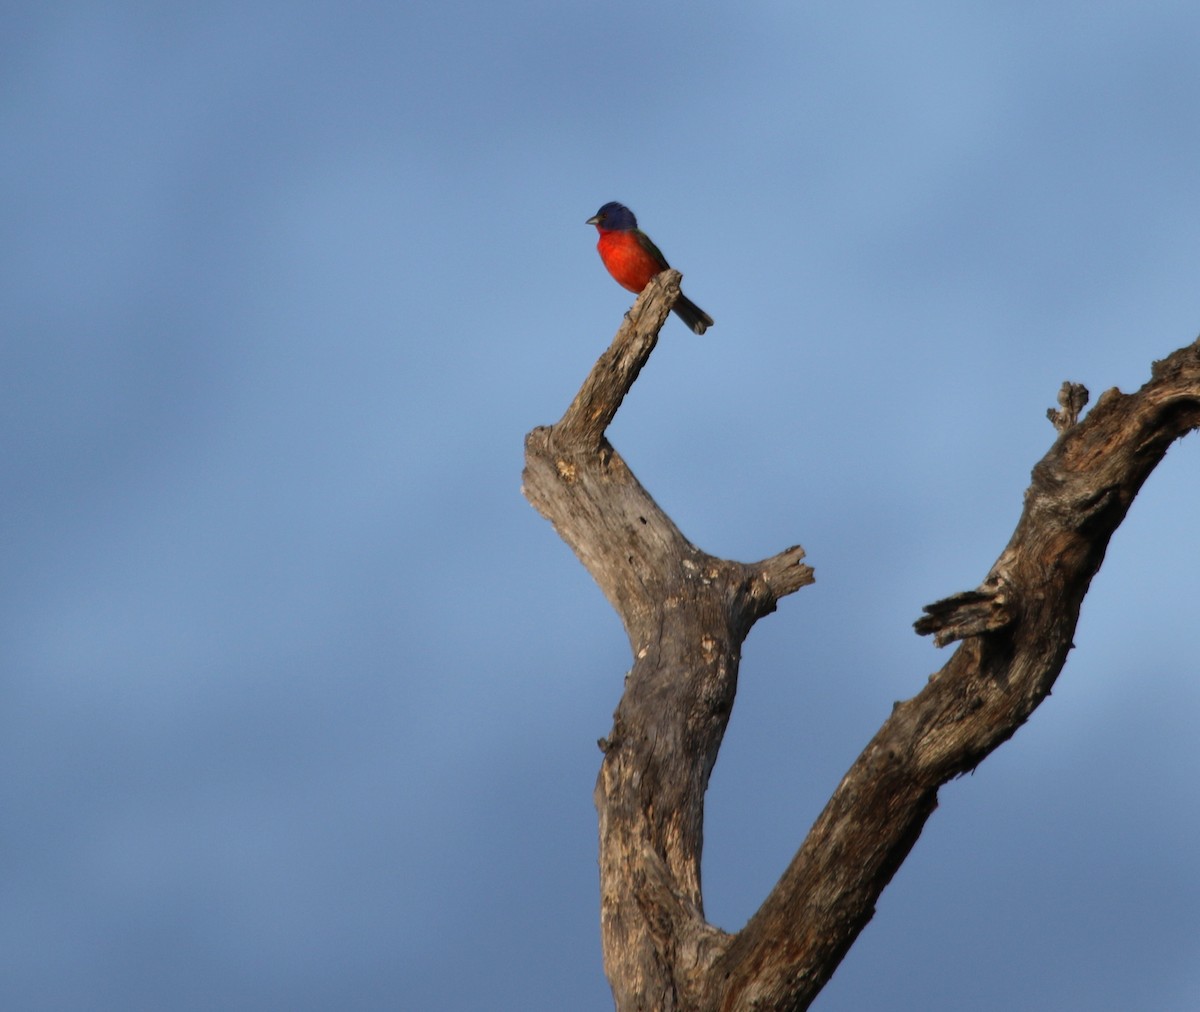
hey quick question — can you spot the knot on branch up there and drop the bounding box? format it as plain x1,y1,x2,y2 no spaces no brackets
914,572,1014,647
754,545,815,593
736,546,815,625
1046,381,1089,432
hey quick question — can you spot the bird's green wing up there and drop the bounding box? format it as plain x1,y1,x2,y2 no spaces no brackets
634,229,670,270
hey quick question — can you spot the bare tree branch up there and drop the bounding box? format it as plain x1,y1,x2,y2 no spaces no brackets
524,283,1200,1010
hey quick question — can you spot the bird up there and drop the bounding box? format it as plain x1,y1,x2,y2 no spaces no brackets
586,202,713,335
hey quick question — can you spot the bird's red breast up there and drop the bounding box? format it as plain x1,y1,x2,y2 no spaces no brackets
596,230,667,294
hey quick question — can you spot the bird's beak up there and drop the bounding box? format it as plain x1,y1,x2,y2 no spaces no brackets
585,215,600,226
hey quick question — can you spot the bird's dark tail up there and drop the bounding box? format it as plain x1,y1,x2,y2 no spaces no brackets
672,294,713,335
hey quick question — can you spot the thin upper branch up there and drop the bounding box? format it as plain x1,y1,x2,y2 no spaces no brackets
556,270,681,451
524,271,812,644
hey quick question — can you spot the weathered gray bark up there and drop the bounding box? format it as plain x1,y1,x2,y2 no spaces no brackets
522,271,1200,1011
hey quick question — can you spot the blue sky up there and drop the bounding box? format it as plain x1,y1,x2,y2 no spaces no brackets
3,4,1199,1009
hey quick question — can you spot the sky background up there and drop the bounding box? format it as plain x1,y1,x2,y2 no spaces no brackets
3,4,1199,1010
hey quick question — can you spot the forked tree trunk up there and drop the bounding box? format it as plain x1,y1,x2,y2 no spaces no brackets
522,271,1200,1011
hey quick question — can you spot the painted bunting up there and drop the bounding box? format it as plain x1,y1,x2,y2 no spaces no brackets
586,202,713,335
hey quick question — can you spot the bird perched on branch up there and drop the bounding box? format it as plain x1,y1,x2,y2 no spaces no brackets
586,202,713,335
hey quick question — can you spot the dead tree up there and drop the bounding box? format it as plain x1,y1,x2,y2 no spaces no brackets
521,270,1200,1011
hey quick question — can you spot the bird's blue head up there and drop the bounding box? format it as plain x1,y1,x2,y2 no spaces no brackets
586,202,638,231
